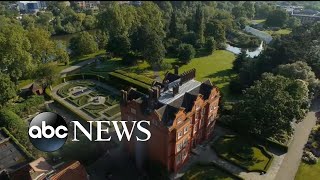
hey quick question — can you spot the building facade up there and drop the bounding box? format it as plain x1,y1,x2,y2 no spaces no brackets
120,66,220,172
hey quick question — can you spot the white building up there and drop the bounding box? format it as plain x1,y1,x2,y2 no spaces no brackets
18,1,47,13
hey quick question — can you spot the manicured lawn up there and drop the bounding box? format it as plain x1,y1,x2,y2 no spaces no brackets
75,50,237,100
263,29,292,36
182,163,242,180
67,95,90,107
213,135,273,172
104,105,121,117
82,104,107,118
295,157,320,180
250,19,266,25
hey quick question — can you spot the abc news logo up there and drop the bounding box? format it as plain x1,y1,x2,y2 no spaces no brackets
28,112,151,152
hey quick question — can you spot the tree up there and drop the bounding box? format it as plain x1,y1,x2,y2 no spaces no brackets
26,27,56,64
287,17,301,29
69,31,98,56
243,2,255,19
54,41,70,65
274,61,320,98
194,4,205,45
0,73,16,106
205,36,216,54
231,73,309,138
178,43,195,64
168,10,178,38
95,30,108,50
0,23,33,83
232,5,247,19
33,63,59,87
232,50,248,73
205,20,226,45
107,34,130,57
143,28,166,65
83,15,96,30
265,9,289,27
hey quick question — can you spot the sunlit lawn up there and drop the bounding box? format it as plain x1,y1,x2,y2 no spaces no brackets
213,135,273,172
70,50,237,100
295,161,320,180
264,29,292,36
250,19,266,25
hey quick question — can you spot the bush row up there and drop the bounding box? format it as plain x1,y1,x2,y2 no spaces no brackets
114,70,155,86
6,95,45,118
1,127,34,160
108,72,150,94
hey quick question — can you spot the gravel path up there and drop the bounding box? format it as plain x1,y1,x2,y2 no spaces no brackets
274,99,320,180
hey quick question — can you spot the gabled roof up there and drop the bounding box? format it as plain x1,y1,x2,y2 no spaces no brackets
49,161,88,180
156,105,179,127
189,82,214,100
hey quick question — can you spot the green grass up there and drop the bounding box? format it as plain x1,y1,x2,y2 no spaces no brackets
250,19,266,25
263,29,292,36
182,163,242,180
104,105,120,117
67,95,90,107
17,79,34,89
213,135,273,172
75,50,237,100
295,161,320,180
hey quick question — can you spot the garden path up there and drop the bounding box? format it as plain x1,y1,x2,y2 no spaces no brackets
275,99,320,180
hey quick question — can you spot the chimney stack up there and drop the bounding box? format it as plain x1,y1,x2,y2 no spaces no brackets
121,90,128,105
173,85,179,96
174,65,179,75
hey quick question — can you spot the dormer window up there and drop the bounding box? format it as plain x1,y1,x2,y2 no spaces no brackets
177,118,182,124
178,131,183,139
184,126,188,134
131,108,136,114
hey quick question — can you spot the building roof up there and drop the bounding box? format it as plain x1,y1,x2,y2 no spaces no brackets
49,161,88,180
0,130,28,173
158,79,201,105
10,157,53,180
155,105,179,126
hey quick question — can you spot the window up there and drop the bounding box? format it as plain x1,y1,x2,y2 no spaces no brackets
193,125,197,134
182,149,187,160
182,138,188,147
184,126,188,134
202,108,206,115
176,153,182,164
131,108,136,114
177,142,183,152
200,118,203,127
127,115,131,121
195,112,199,120
196,105,200,111
178,131,183,139
177,118,182,124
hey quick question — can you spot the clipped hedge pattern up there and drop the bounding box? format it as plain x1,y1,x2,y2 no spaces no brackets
109,71,150,93
114,70,155,85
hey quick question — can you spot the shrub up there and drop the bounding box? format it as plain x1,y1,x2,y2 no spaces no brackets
7,95,45,118
122,51,139,66
177,43,195,64
302,151,318,164
159,62,172,71
205,36,216,54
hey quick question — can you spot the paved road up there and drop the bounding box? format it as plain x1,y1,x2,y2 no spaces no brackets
275,100,320,180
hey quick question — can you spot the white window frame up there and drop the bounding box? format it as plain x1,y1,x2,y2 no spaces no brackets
178,131,183,139
184,126,188,134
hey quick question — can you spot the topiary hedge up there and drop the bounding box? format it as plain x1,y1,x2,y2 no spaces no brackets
1,127,34,160
108,71,150,94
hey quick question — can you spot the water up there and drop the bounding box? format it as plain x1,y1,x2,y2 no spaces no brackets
226,41,264,58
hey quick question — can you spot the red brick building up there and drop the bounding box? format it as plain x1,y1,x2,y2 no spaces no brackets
120,66,220,172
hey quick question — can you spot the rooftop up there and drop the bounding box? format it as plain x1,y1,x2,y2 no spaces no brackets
158,79,201,105
0,129,28,172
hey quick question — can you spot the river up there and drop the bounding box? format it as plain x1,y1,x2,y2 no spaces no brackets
225,41,264,58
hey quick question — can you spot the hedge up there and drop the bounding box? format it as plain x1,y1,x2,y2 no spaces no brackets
1,127,34,160
182,161,244,180
216,120,289,153
108,71,150,93
212,135,274,173
114,70,155,86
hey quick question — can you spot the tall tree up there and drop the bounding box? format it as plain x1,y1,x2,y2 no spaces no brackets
169,10,178,38
265,9,289,27
243,2,255,19
232,73,309,138
0,73,16,106
194,4,205,45
69,31,98,56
